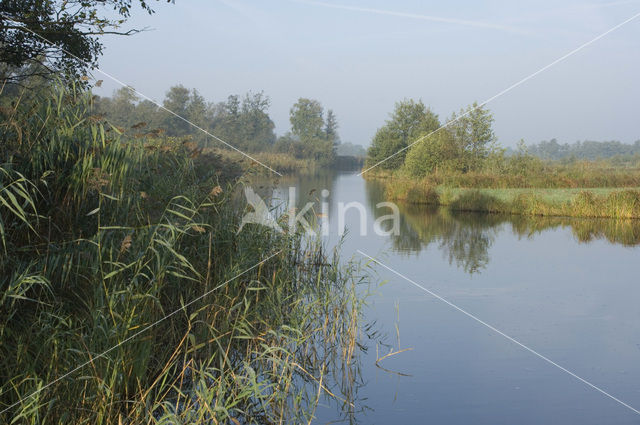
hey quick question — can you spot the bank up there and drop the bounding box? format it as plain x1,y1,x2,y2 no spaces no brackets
375,177,640,219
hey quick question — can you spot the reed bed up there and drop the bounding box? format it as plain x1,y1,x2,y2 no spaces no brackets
202,148,319,175
377,175,640,219
365,161,640,189
0,84,368,424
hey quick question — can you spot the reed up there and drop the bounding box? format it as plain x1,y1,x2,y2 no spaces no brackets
203,147,319,175
383,179,439,205
364,161,640,189
0,83,367,423
373,175,640,219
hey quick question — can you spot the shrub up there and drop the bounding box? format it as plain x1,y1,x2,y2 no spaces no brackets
447,190,505,213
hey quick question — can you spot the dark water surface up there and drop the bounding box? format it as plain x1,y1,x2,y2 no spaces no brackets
266,171,640,424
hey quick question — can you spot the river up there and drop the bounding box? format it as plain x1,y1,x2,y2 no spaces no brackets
257,170,640,424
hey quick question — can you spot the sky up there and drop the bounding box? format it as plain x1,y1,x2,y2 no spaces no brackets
95,0,640,147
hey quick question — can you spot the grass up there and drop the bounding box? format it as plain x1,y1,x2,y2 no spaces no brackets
444,188,640,218
442,187,640,204
202,147,320,175
377,176,640,219
0,83,368,424
364,161,640,189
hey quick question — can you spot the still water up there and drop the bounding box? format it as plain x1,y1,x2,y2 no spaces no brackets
263,171,640,424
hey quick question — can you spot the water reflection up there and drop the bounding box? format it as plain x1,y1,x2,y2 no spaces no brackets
248,173,640,276
244,172,640,423
365,179,640,274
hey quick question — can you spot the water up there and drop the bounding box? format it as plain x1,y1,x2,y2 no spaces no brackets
260,171,640,424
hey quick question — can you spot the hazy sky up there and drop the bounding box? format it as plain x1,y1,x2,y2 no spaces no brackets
95,0,640,147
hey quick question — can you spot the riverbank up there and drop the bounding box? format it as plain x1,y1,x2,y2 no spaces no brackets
208,148,319,174
0,85,366,423
208,148,364,175
377,177,640,219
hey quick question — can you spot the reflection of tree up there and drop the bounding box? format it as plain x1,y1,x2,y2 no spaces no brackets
365,180,640,274
365,179,499,273
397,205,499,274
443,222,493,274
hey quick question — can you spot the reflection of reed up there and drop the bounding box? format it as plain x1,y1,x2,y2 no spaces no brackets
509,215,640,247
375,348,414,377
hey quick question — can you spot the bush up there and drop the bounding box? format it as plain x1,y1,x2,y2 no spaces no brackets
404,130,460,177
447,190,505,213
384,180,439,204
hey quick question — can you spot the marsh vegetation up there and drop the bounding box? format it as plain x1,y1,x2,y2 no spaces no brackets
0,83,370,424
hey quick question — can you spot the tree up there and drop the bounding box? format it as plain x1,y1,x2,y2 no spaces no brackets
133,99,160,130
238,91,276,150
212,92,275,151
324,109,339,145
89,84,280,151
185,88,209,141
0,0,170,84
366,99,440,169
109,86,138,127
508,139,543,175
162,85,191,136
404,129,460,177
448,102,496,171
526,139,640,161
388,99,440,142
366,126,405,169
287,98,335,163
290,98,324,141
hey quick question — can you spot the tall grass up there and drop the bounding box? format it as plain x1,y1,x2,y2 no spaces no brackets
375,173,640,219
443,188,640,219
203,147,320,175
365,161,640,189
0,83,368,423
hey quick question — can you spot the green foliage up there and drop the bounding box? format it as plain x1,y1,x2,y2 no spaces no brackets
447,102,496,171
94,87,278,152
290,98,324,140
446,190,506,213
366,99,440,169
95,89,343,166
366,126,406,169
404,129,460,177
212,92,276,151
274,98,339,165
366,100,501,175
162,84,195,136
505,139,545,175
0,0,165,84
383,179,439,204
324,109,339,145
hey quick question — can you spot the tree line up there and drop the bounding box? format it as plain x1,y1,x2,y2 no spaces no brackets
523,139,640,161
94,85,342,164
